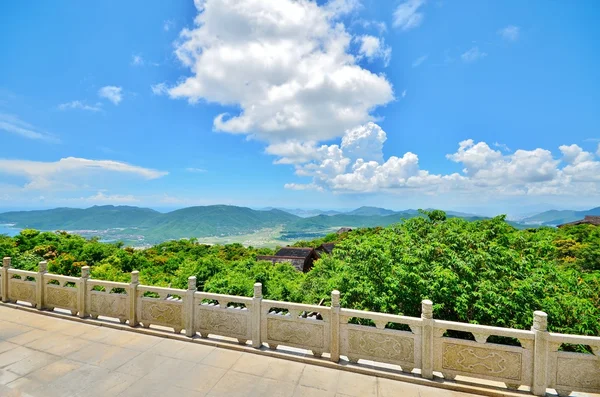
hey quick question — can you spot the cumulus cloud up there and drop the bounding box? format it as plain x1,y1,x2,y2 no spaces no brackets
356,35,391,66
185,167,207,173
98,86,123,105
0,157,167,191
596,143,600,157
58,101,102,112
83,192,140,204
498,25,520,41
167,0,394,142
0,114,58,142
461,46,487,63
269,122,600,197
393,0,425,31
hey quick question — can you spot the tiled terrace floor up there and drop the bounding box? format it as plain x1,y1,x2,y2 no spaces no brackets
0,305,484,397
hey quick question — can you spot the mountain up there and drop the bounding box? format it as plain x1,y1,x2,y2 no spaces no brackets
262,208,343,218
142,205,299,239
0,205,161,230
520,207,600,226
346,206,397,216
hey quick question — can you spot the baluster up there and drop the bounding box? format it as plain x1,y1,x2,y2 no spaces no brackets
129,271,139,327
78,266,90,318
36,261,47,310
1,257,9,302
532,311,549,396
421,299,434,380
330,290,340,363
252,282,262,348
185,276,197,337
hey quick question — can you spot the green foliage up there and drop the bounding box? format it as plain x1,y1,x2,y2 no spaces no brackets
3,213,599,338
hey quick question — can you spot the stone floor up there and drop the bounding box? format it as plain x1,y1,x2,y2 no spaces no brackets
0,305,487,397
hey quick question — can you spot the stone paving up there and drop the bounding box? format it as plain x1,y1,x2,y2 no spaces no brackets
0,305,484,397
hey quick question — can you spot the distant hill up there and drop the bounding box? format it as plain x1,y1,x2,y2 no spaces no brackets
520,207,600,226
263,207,343,218
0,204,523,244
346,206,397,216
0,206,161,230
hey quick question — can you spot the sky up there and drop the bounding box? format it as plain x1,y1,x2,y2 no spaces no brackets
1,0,599,216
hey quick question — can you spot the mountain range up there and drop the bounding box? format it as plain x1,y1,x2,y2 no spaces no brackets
0,205,597,243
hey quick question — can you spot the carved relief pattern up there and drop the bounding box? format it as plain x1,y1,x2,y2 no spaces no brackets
141,300,183,327
198,309,248,338
90,293,127,318
442,342,522,381
556,357,600,389
46,286,77,309
267,318,324,348
347,329,414,363
9,281,35,303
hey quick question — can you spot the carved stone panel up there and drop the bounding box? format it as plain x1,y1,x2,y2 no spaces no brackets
9,281,35,303
556,356,600,391
90,293,128,319
347,329,414,364
46,286,77,310
141,300,183,327
267,318,324,349
442,342,522,381
197,309,249,339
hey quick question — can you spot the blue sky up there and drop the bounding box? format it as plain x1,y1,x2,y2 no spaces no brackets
1,0,599,216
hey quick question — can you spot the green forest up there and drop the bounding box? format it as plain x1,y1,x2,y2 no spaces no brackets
1,210,599,340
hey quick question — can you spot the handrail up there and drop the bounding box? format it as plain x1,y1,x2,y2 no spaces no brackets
0,256,597,397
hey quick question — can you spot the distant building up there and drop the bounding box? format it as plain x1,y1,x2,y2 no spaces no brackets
316,243,335,255
257,247,320,272
557,215,600,228
336,227,353,234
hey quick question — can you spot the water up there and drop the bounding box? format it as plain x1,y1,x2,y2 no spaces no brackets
0,225,21,237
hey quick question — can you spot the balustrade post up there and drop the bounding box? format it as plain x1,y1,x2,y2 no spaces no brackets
78,266,90,318
1,257,10,302
36,261,47,310
185,276,197,337
421,299,434,380
129,271,139,327
252,282,262,348
330,290,341,363
532,311,549,396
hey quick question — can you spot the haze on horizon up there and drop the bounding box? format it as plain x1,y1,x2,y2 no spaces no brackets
1,0,599,217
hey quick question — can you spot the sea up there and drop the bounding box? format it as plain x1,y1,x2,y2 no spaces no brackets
0,224,21,237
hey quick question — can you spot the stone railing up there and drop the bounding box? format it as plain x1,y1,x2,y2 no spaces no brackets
1,257,599,397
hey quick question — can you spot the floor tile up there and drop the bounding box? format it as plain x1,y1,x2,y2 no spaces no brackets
175,363,226,394
231,353,274,376
263,359,306,384
201,348,243,369
206,371,262,397
298,364,340,392
335,371,377,397
292,385,336,397
3,350,58,376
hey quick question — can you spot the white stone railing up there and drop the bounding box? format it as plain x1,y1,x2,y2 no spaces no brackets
1,257,599,397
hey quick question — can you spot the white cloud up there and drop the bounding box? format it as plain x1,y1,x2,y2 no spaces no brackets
402,89,407,98
271,122,600,197
0,114,58,142
58,101,102,112
98,86,123,105
493,142,511,152
461,46,487,63
163,19,175,32
185,167,207,173
131,54,144,66
356,35,391,66
151,83,169,96
412,54,428,68
393,0,425,31
0,157,167,191
498,25,520,41
358,19,387,34
597,143,600,157
83,192,140,204
167,0,394,143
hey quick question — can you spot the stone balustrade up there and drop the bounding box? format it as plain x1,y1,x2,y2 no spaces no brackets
1,257,599,396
